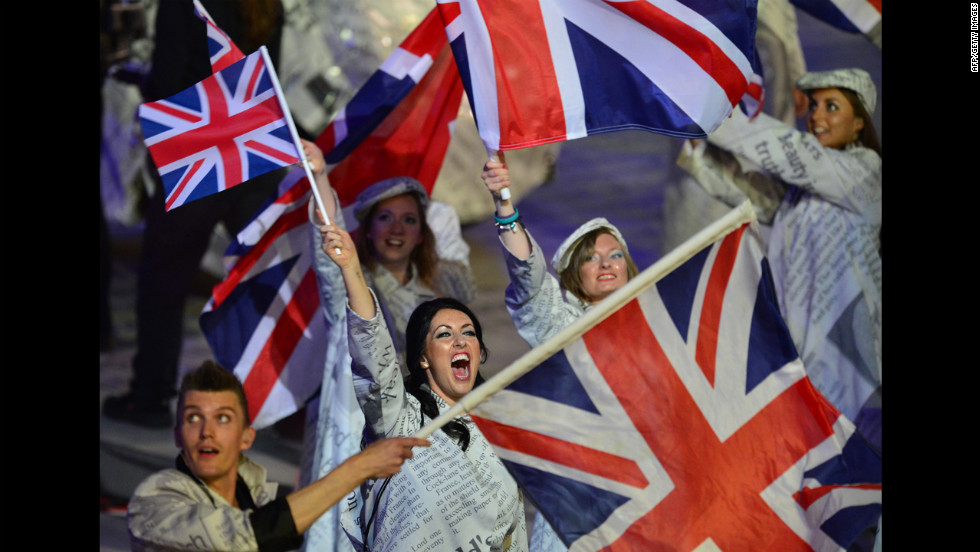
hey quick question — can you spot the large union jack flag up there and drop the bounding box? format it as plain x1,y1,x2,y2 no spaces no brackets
192,0,246,71
468,222,882,551
435,0,759,150
199,168,325,429
139,47,301,211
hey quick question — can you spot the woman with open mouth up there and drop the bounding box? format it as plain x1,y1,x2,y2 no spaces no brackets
675,67,882,456
320,220,528,552
299,151,478,544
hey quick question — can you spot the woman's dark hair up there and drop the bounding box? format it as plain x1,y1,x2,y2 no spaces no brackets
354,193,439,288
404,297,488,450
837,88,881,157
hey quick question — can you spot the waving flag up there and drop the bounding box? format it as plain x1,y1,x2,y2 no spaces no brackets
435,0,759,151
139,47,301,211
425,205,881,551
790,0,882,47
192,0,245,71
198,7,462,425
199,169,324,429
316,8,464,210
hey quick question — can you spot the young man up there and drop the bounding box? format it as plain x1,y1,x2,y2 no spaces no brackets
127,360,429,551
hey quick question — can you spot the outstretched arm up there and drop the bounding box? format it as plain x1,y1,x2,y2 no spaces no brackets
285,436,430,534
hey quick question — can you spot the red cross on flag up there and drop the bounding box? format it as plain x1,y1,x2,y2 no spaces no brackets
420,204,882,551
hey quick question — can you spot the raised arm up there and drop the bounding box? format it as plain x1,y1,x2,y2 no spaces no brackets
706,109,880,220
318,219,376,320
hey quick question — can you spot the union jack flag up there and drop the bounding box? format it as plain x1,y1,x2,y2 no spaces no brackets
139,47,301,211
435,0,759,151
199,168,325,429
192,0,245,71
198,10,462,428
468,222,882,551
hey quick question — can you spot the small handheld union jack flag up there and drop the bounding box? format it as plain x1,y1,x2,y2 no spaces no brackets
138,47,301,211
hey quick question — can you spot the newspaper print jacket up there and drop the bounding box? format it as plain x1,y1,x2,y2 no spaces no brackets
127,455,290,552
684,108,882,448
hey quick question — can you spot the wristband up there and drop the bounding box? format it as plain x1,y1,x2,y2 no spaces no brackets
493,210,520,225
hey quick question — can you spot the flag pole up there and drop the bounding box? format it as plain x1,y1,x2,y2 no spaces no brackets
414,199,757,439
259,46,331,225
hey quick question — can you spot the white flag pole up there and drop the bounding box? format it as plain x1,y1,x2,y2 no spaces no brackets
414,199,757,439
258,46,330,225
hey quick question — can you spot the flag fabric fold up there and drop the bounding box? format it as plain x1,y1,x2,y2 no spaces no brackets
428,207,880,551
790,0,881,46
199,168,324,429
192,0,246,71
138,46,302,211
435,0,760,150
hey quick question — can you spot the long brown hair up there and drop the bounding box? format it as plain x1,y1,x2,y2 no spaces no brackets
839,88,881,157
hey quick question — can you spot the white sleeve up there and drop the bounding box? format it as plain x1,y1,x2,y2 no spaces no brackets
707,109,881,222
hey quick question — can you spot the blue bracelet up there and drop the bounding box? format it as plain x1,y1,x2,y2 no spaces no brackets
493,209,520,225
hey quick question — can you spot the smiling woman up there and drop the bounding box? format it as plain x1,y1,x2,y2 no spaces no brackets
478,158,641,551
480,156,639,346
676,67,882,456
309,170,477,371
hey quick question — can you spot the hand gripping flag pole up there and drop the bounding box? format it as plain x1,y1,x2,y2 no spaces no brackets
414,199,758,439
486,148,511,201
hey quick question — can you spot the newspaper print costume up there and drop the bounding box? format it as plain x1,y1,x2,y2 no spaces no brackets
678,106,882,452
300,184,477,552
128,454,300,552
340,290,528,552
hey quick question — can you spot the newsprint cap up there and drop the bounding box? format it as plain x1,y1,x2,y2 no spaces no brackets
796,68,877,116
552,217,630,274
352,176,430,223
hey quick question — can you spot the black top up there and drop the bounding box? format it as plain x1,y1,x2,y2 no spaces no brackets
175,454,303,552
